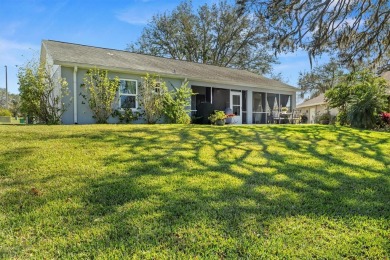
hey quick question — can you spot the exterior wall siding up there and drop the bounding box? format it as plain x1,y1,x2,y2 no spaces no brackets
60,67,184,124
59,66,297,125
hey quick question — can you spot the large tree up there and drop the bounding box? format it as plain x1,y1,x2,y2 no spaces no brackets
128,0,277,75
237,0,390,71
298,59,345,99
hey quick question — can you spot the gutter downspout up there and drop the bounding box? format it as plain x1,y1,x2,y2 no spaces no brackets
73,66,78,124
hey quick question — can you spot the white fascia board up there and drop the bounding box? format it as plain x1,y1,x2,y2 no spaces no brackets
296,102,327,108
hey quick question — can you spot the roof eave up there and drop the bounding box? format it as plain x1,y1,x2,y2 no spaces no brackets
54,60,299,92
296,102,327,108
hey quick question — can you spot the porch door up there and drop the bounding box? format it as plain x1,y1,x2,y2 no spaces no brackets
230,91,242,124
309,107,316,123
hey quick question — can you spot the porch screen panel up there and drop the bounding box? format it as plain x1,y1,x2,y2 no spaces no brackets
280,94,292,112
267,93,278,112
212,88,230,111
253,92,267,124
191,86,212,114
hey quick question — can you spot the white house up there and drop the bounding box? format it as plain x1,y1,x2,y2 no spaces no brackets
40,40,299,124
296,94,338,124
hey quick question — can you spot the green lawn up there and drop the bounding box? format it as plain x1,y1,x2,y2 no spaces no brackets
0,124,389,258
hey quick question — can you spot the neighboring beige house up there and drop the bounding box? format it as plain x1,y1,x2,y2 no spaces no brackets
296,93,338,124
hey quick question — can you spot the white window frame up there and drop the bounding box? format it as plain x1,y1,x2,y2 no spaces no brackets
154,81,162,93
119,79,138,110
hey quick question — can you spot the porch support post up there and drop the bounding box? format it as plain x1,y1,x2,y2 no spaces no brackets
247,90,253,124
210,87,213,104
73,66,78,124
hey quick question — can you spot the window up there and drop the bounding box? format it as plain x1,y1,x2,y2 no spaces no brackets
119,79,137,109
154,82,161,93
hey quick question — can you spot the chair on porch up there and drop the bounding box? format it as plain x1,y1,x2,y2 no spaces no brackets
290,110,300,124
272,111,281,124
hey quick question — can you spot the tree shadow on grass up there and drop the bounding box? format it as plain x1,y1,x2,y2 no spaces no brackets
77,125,390,257
2,125,388,257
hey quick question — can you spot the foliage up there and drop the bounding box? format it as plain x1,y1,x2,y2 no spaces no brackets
0,88,20,111
300,114,308,124
18,60,69,124
208,110,226,124
326,70,389,129
162,81,192,124
238,0,390,70
0,108,12,117
377,112,390,131
9,96,21,117
138,74,167,124
298,60,345,99
80,68,120,124
380,112,390,125
128,0,277,75
318,113,331,125
111,109,141,124
1,125,389,258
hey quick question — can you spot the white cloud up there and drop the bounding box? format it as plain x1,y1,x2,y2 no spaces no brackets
116,8,154,25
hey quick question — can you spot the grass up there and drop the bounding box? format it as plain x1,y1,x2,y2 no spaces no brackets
0,124,389,258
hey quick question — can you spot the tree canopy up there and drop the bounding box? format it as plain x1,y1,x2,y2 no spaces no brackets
128,0,277,75
237,0,390,71
298,59,345,99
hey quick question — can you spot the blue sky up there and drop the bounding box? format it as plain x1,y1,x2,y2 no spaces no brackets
0,0,318,97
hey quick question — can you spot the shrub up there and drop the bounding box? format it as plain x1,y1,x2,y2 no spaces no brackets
300,114,308,123
112,109,141,124
208,110,226,125
18,60,69,124
163,81,192,124
0,108,12,117
326,70,388,129
80,68,120,124
318,113,331,124
138,74,167,124
380,112,390,124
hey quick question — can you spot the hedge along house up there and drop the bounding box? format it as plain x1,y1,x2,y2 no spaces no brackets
40,40,299,124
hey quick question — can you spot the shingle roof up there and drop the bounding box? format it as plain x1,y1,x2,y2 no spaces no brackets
381,71,390,95
42,40,298,92
296,93,327,108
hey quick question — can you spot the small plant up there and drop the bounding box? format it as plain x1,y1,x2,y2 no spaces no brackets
380,112,390,124
112,109,141,124
208,110,226,125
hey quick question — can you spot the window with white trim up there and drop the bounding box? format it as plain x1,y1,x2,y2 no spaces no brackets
119,79,137,109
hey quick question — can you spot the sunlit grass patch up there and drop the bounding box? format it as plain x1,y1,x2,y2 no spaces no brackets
0,124,389,258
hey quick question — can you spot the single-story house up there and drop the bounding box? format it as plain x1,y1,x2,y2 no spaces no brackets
40,40,299,124
296,93,338,124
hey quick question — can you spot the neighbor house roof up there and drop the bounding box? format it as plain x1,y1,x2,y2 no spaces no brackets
41,40,298,92
381,71,390,95
382,71,390,82
296,93,327,108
